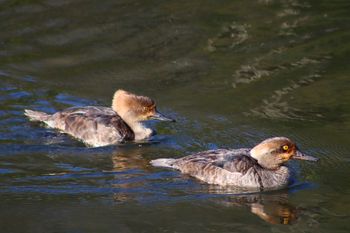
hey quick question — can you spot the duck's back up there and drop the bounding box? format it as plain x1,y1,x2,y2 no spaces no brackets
171,149,258,186
47,106,134,147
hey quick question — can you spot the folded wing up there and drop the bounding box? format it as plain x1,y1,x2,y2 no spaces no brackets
49,106,134,146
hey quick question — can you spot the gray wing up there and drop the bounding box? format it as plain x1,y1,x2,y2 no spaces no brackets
173,149,236,165
214,150,259,174
172,148,256,186
172,148,286,189
48,106,134,146
174,148,253,171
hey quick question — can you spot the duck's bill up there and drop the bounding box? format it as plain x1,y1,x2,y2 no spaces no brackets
293,150,319,162
151,111,176,122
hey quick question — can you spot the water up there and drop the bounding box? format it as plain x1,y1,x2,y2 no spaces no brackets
1,0,350,232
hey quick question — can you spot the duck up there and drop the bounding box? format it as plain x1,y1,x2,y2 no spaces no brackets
151,137,318,190
24,89,175,147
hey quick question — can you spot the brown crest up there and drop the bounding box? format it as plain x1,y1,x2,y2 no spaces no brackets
112,89,156,117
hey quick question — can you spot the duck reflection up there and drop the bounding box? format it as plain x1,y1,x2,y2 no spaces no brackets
109,140,166,171
241,192,298,225
207,186,299,224
250,197,297,224
111,148,149,172
108,145,154,202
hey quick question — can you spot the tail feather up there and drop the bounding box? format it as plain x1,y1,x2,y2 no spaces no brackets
24,109,51,122
150,158,177,168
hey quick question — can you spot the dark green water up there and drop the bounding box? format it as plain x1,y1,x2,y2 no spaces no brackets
1,0,350,232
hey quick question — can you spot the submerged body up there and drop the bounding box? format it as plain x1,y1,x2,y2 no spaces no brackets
25,90,174,147
151,137,318,190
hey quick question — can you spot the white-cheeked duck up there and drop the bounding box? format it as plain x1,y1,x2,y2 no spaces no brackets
25,89,175,147
151,137,318,190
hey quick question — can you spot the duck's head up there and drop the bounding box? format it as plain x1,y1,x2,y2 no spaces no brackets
250,137,318,170
111,89,175,123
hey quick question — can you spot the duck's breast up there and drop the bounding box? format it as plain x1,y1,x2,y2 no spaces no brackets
258,167,291,189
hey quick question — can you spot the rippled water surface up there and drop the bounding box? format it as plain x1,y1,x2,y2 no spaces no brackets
1,0,350,232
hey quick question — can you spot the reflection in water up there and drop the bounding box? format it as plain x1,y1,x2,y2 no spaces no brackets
247,193,298,225
207,22,250,52
231,51,331,120
208,188,299,225
246,74,323,120
232,56,325,89
109,146,154,203
111,148,150,172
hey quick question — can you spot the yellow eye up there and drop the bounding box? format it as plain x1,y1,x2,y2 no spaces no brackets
283,145,289,151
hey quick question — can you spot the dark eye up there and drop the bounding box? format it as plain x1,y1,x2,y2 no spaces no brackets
282,145,289,151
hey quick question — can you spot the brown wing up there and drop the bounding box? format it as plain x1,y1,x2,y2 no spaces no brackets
50,106,134,146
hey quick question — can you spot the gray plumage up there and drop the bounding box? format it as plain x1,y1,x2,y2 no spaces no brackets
151,148,291,190
25,106,134,147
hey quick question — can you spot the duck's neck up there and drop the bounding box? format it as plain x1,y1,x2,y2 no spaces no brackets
128,121,153,140
120,113,153,140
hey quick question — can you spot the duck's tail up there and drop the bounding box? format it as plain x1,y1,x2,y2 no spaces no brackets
150,158,177,168
24,109,51,122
